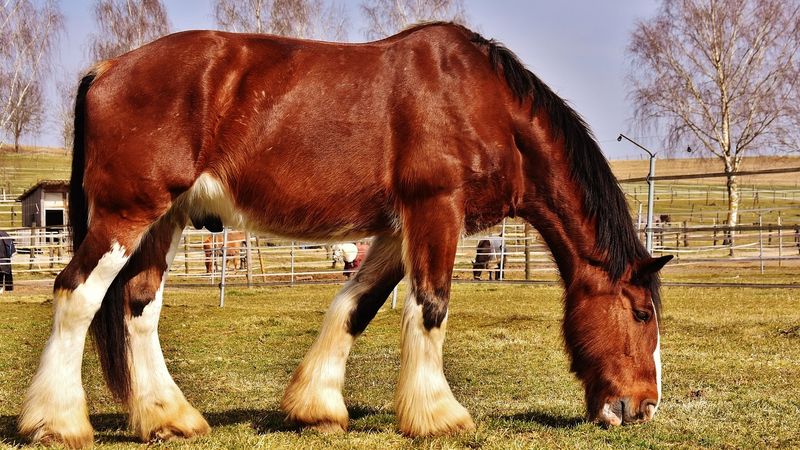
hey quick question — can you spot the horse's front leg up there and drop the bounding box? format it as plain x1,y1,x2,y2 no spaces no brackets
282,233,404,431
395,196,475,436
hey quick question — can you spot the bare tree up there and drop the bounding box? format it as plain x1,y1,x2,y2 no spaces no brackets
90,0,170,61
56,77,75,153
360,0,467,40
2,81,43,151
0,0,63,149
628,0,800,235
213,0,349,41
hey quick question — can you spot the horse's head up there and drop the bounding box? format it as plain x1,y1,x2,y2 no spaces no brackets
563,255,672,427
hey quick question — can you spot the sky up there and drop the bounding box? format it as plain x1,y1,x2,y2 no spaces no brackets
34,0,664,160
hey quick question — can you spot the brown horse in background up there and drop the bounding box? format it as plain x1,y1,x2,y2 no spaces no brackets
202,231,246,273
20,23,671,447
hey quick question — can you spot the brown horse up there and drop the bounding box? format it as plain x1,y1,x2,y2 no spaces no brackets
20,23,671,447
202,231,246,273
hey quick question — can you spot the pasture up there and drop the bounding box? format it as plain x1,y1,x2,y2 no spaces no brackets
1,282,798,448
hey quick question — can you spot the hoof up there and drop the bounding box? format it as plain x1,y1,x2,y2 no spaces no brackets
398,408,475,437
132,400,210,443
281,384,349,432
19,395,94,449
396,394,475,437
308,420,347,433
19,419,94,449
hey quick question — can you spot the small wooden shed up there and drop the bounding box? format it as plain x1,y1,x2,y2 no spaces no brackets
16,180,70,228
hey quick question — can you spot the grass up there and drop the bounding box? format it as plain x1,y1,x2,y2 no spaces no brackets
0,146,71,228
1,281,798,448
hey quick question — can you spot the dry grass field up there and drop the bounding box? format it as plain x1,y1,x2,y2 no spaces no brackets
0,282,798,449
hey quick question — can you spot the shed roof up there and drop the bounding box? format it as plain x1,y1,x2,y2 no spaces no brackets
16,180,70,202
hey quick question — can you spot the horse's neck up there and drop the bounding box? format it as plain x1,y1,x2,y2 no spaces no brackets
517,120,600,287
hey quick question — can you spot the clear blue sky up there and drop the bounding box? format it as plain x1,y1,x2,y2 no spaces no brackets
36,0,663,159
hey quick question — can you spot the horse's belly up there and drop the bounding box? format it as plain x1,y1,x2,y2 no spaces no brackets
179,172,393,240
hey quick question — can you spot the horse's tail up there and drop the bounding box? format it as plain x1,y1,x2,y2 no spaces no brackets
68,71,96,250
74,62,133,402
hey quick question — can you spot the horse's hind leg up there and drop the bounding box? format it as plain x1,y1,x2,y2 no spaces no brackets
120,213,210,442
395,197,475,436
19,216,146,448
282,233,404,431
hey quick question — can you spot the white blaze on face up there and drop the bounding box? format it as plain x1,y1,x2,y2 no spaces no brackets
653,306,662,409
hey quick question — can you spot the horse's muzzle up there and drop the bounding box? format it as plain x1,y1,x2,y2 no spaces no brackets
596,397,658,426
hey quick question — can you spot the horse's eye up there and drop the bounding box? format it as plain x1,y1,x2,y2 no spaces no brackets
634,310,651,322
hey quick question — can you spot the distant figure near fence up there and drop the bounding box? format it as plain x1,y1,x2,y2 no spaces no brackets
332,242,370,278
0,231,14,292
203,231,246,273
472,237,505,280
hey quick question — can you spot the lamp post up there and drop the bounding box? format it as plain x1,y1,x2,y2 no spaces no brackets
617,134,657,254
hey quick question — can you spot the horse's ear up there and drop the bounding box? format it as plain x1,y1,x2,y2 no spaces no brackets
633,255,673,282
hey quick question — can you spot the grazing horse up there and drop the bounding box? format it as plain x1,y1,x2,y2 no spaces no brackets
472,237,505,280
20,23,671,447
202,231,246,273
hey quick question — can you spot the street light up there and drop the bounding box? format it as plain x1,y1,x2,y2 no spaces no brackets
617,134,657,254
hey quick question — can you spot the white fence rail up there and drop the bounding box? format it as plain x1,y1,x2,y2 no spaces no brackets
3,219,800,288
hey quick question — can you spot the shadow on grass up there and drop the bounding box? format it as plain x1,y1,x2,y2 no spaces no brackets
498,410,584,429
207,405,387,434
0,415,23,447
0,413,138,446
0,406,390,445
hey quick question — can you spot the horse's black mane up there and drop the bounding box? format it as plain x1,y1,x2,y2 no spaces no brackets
466,28,661,309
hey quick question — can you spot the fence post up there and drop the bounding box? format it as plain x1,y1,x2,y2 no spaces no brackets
645,156,656,254
28,228,35,270
219,227,229,307
183,232,189,275
524,222,531,280
712,218,718,246
758,215,764,275
683,221,688,247
210,233,216,286
391,285,398,309
290,241,295,284
255,236,267,282
778,215,783,267
499,219,506,281
245,232,252,288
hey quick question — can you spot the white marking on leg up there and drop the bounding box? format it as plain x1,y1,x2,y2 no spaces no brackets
126,227,208,441
281,280,361,430
282,234,402,431
395,294,474,436
20,243,129,446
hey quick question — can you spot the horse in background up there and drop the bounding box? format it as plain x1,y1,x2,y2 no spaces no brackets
202,231,246,273
20,22,672,447
472,236,506,280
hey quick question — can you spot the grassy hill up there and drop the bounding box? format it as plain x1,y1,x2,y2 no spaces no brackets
0,145,71,228
610,155,800,186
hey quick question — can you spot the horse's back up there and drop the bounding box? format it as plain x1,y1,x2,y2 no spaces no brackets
81,24,521,239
